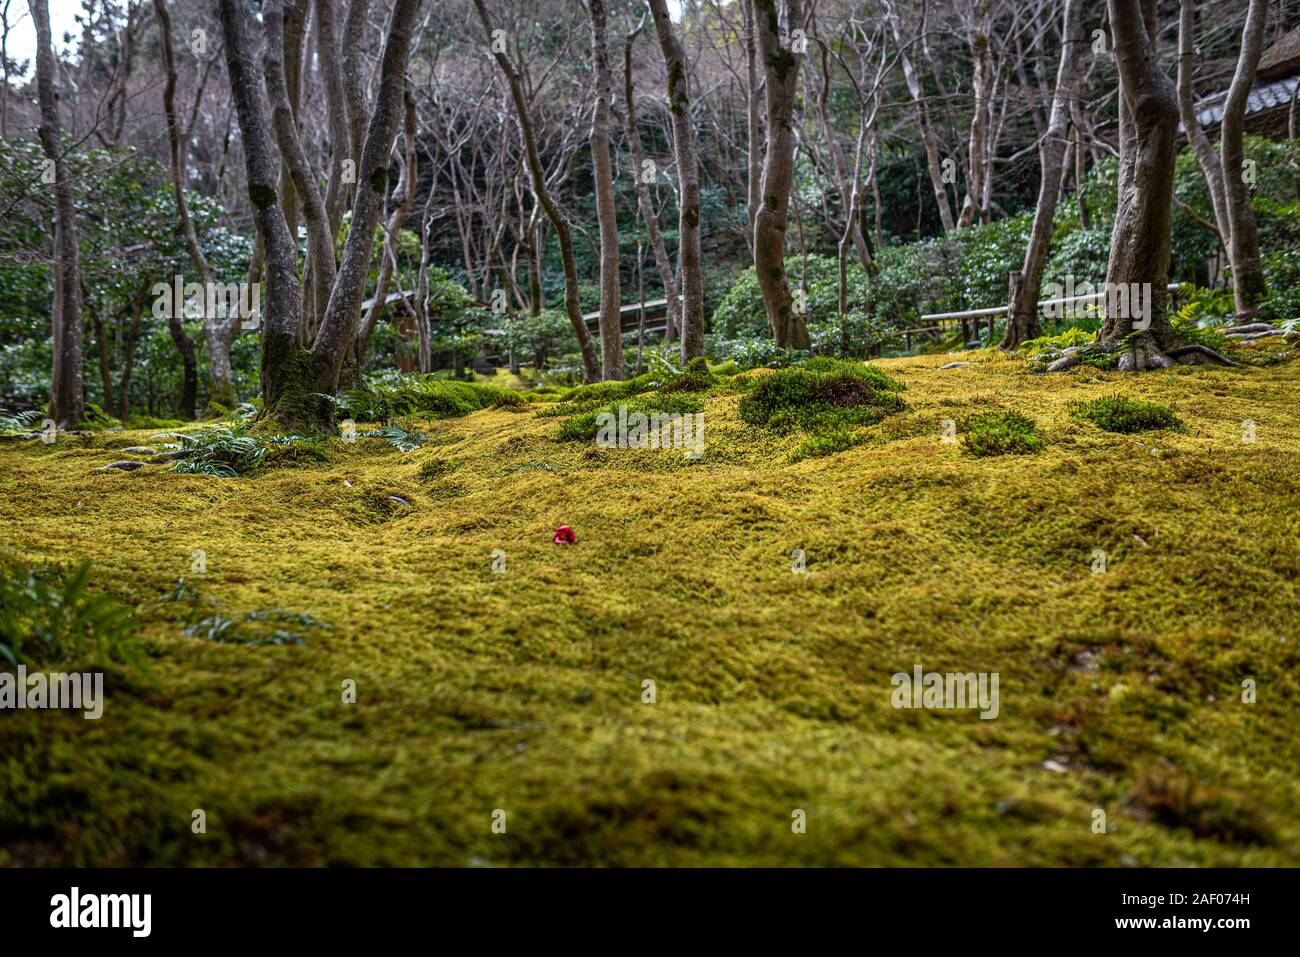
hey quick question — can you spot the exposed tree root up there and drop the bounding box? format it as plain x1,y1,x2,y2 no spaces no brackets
1043,332,1237,373
1165,344,1237,366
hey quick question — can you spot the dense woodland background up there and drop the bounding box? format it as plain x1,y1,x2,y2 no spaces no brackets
2,0,1298,425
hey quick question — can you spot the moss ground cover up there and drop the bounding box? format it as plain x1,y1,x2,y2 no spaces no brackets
1,345,1297,865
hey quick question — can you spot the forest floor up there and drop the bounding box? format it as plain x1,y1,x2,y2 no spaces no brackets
2,340,1298,866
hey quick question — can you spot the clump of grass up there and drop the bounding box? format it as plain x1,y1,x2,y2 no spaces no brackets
0,554,138,667
1073,395,1182,433
738,358,905,459
557,373,661,405
962,410,1045,456
416,458,454,482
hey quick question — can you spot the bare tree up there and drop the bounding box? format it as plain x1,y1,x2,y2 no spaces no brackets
625,16,680,344
587,0,623,380
751,0,809,350
220,0,423,428
885,0,956,234
1002,0,1084,349
1178,0,1268,320
1073,0,1232,371
474,0,601,382
647,0,704,362
30,0,84,424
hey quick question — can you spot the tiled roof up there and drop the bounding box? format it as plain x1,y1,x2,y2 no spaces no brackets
1184,74,1300,132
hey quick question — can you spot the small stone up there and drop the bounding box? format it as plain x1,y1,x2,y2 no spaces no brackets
388,495,411,507
119,446,158,455
938,361,974,370
98,460,147,471
1043,760,1068,773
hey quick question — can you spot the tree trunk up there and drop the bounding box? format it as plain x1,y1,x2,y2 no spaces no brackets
1176,1,1236,283
1002,0,1084,350
647,0,705,363
474,0,600,382
743,0,762,250
751,0,809,350
355,88,418,371
885,0,956,234
625,21,680,346
588,0,623,380
310,0,422,397
219,0,307,424
958,4,993,229
31,0,85,425
167,315,199,419
1088,0,1231,371
1219,0,1269,318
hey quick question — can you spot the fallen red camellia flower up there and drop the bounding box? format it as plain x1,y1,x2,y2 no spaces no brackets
552,525,576,544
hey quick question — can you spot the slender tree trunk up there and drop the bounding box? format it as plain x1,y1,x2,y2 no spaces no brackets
117,297,145,420
219,0,305,424
154,0,227,413
311,0,424,396
30,0,84,425
885,0,956,234
625,21,680,346
1086,0,1231,370
317,0,351,238
588,0,623,380
647,0,705,362
1002,0,1084,350
356,89,418,370
743,0,762,249
751,0,808,350
1219,0,1269,317
167,315,199,419
958,3,993,229
474,0,600,381
1176,1,1234,275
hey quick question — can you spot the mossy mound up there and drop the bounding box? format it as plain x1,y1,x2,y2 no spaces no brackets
963,410,1046,457
739,358,906,459
2,346,1298,866
1074,395,1182,434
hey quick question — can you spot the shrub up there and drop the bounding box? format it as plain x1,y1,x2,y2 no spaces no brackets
1073,395,1181,433
0,555,138,667
962,411,1045,456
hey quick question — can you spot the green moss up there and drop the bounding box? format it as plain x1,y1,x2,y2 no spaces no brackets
249,182,277,209
962,410,1046,457
739,358,905,458
1074,395,1182,434
2,348,1299,866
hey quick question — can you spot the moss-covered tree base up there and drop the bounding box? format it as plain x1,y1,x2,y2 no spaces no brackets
259,334,336,434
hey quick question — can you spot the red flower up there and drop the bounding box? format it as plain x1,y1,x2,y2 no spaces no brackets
552,525,576,545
